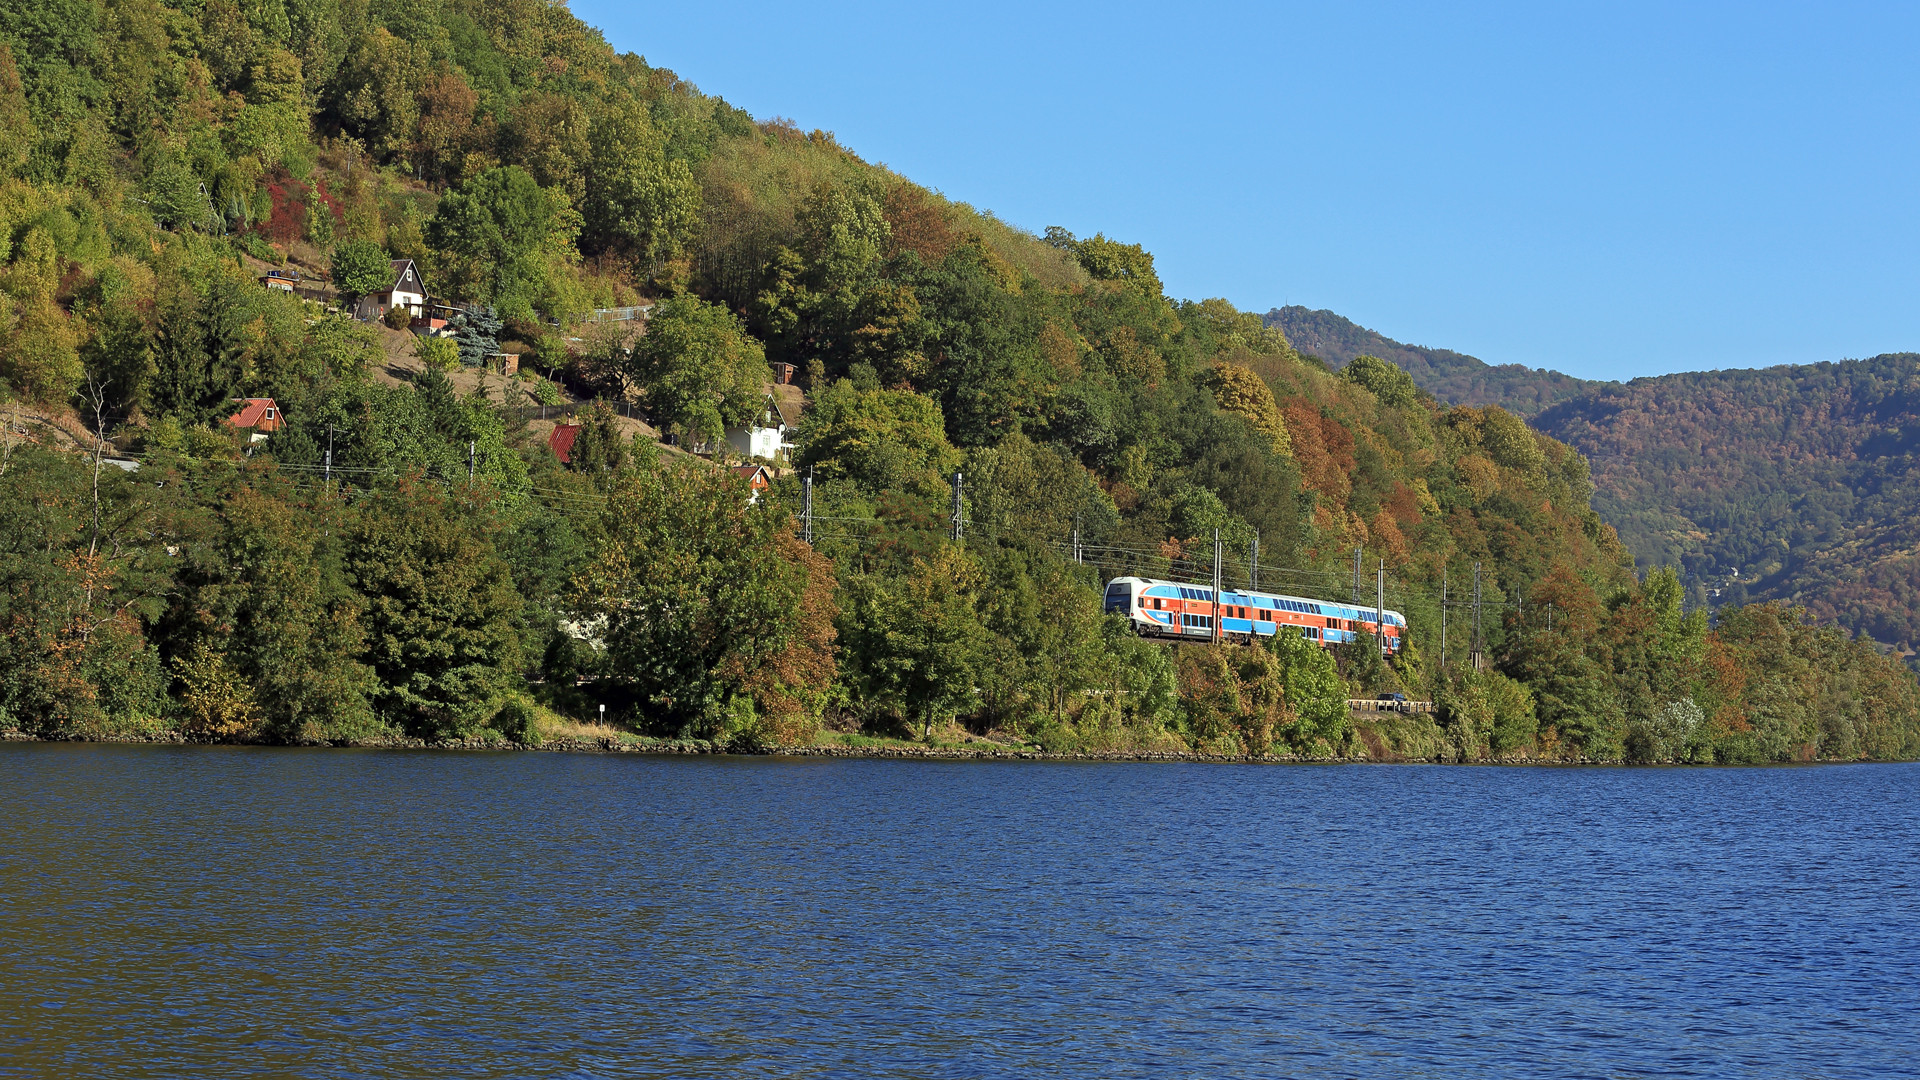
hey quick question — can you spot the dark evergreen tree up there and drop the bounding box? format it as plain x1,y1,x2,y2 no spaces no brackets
144,285,246,428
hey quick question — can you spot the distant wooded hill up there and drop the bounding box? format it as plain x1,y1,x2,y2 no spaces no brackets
1267,306,1920,659
1533,354,1920,657
1265,306,1597,417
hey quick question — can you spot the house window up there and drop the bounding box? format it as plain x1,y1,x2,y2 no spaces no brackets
264,409,275,420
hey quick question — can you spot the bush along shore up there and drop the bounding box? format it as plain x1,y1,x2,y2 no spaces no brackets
1,0,1917,764
0,703,1897,766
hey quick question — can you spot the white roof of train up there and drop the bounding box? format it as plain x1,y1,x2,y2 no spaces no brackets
1109,575,1406,625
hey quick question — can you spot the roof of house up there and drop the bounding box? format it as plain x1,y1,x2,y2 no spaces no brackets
549,423,581,464
226,398,279,428
388,259,424,295
731,464,772,486
768,383,804,428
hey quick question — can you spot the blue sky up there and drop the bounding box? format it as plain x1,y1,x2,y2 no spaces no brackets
571,1,1920,382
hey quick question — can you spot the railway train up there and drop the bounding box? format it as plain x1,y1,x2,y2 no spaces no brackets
1103,576,1406,653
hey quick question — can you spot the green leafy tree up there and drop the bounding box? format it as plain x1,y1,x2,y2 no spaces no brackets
0,448,167,736
1342,354,1420,409
626,296,768,445
1439,669,1537,759
78,296,152,430
414,335,458,372
575,462,826,738
144,160,219,232
1045,227,1163,296
837,547,992,739
160,478,378,741
1267,626,1350,747
794,378,958,495
0,45,34,178
426,166,580,321
581,99,700,270
330,239,391,302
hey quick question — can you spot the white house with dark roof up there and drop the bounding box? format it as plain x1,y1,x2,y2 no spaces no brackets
725,384,804,462
357,259,429,321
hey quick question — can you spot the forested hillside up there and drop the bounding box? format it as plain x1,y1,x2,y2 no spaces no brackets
1535,354,1920,661
0,0,1913,763
1267,306,1596,416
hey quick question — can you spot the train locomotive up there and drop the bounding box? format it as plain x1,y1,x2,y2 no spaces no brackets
1103,576,1406,653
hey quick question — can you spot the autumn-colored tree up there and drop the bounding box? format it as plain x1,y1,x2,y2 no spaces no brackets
174,643,262,738
1204,362,1291,456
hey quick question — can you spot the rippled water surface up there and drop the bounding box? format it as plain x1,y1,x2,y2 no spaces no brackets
2,746,1916,1078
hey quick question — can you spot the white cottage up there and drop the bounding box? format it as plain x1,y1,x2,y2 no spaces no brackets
724,385,803,462
358,259,429,321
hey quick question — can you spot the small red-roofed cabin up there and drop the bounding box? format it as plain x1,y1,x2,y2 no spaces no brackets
731,464,772,503
549,424,581,464
226,398,283,442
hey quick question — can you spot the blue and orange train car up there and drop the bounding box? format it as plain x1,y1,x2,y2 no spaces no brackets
1103,576,1406,653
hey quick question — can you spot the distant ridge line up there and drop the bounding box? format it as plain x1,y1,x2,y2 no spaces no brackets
1263,305,1597,417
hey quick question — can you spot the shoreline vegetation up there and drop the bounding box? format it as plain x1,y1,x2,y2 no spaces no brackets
1,2,1917,767
1,711,1901,767
2,726,1893,766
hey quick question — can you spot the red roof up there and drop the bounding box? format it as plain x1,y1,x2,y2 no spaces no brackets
226,398,283,431
549,424,581,464
731,464,771,488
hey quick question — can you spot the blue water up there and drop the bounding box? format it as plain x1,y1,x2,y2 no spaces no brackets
1,746,1915,1078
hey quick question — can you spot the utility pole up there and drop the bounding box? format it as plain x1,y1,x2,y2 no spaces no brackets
1471,561,1485,672
1376,559,1385,652
1352,547,1363,604
1071,524,1081,564
1441,567,1448,671
802,465,814,545
1211,528,1223,643
1249,533,1259,591
324,423,333,483
950,471,963,542
467,441,476,487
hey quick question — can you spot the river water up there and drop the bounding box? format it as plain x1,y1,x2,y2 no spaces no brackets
1,745,1915,1078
